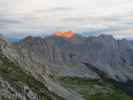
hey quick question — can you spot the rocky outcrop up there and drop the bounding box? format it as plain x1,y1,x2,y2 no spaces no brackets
0,36,84,100
1,34,133,100
0,35,83,100
16,34,133,82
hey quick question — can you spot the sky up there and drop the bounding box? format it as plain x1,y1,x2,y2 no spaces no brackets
0,0,133,39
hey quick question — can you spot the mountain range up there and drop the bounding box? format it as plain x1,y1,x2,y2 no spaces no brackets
0,34,133,100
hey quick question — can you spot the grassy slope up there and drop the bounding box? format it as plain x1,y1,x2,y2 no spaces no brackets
59,77,133,100
0,53,64,100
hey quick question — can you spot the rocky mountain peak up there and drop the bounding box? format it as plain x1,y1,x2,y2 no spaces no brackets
16,34,133,82
53,31,75,39
0,34,8,49
22,36,34,43
0,33,133,100
98,34,114,40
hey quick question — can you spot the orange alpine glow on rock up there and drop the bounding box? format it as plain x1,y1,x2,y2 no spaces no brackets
54,31,75,39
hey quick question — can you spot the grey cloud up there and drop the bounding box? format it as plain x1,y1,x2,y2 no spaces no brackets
62,16,122,23
0,14,23,25
125,22,133,25
34,7,73,14
0,15,23,33
49,7,73,11
80,26,119,33
63,17,89,22
33,9,47,13
0,18,21,24
98,16,122,21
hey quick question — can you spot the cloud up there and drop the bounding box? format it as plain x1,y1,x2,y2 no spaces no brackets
33,7,73,14
46,7,73,12
0,0,133,38
0,18,21,24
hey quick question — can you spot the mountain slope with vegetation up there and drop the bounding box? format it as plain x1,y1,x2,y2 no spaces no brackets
0,34,133,100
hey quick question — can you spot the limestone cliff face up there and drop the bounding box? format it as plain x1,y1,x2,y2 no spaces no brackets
0,36,84,100
1,34,133,100
0,35,91,100
17,35,133,82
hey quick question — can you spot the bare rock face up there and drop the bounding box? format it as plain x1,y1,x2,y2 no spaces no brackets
1,34,133,100
0,35,84,100
0,76,38,100
16,34,133,82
